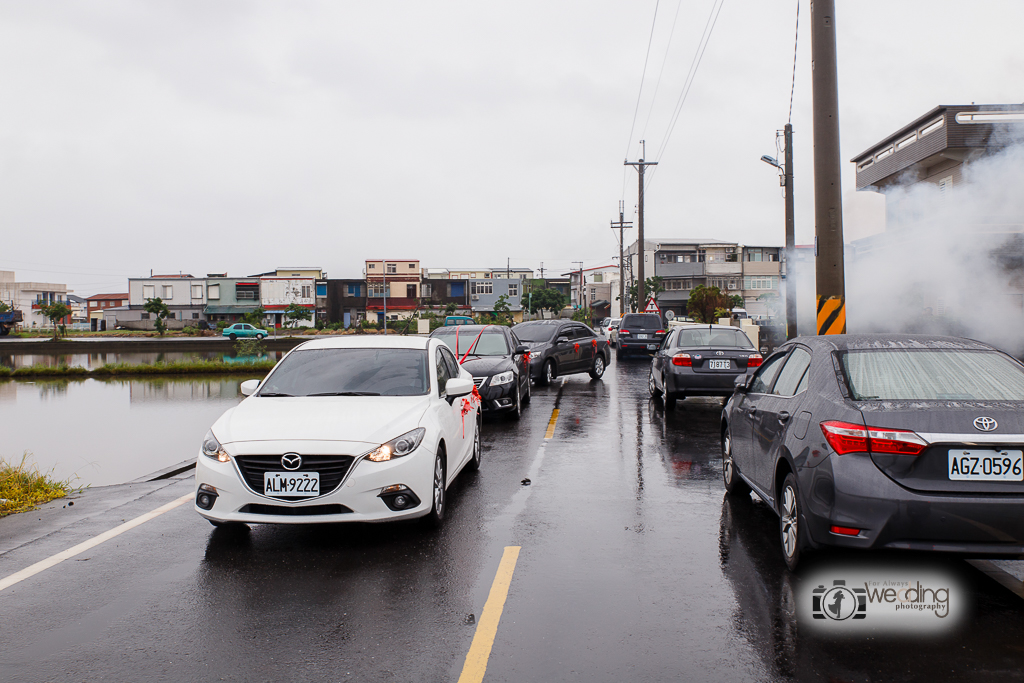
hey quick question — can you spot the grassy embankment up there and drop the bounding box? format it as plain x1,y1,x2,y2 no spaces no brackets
0,359,277,379
0,453,70,517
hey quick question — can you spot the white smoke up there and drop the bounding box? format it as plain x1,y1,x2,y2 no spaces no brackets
825,131,1024,353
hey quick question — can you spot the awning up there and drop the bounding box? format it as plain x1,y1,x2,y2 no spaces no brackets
204,305,259,314
590,300,611,308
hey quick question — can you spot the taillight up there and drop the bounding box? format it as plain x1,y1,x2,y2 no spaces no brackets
747,354,763,367
830,525,861,536
619,329,630,336
656,330,666,334
672,353,692,366
819,421,928,456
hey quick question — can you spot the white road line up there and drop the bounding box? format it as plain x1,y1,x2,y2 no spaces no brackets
0,492,193,593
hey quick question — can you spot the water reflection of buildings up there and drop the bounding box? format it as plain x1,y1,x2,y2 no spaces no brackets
128,377,244,404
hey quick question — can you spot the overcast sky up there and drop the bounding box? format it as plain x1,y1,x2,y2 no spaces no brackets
1,1,1022,295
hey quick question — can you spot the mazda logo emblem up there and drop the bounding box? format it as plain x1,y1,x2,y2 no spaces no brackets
974,417,998,432
281,453,302,470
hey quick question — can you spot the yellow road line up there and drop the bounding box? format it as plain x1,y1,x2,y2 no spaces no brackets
544,408,560,439
0,492,193,593
457,546,521,683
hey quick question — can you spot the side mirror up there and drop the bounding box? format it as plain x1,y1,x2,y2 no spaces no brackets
556,335,570,345
733,374,751,392
240,379,261,396
514,344,529,355
445,377,474,400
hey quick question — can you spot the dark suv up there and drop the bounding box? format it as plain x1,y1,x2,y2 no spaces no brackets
512,320,611,385
616,313,667,358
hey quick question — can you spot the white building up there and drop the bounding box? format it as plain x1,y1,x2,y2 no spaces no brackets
0,270,73,329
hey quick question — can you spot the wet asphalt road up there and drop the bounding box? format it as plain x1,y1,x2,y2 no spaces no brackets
3,357,1024,682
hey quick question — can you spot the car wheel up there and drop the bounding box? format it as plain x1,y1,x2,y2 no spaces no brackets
256,333,264,340
424,451,447,528
780,473,806,571
648,368,663,397
510,382,522,420
538,359,554,385
467,416,482,471
229,333,237,340
522,377,531,404
722,428,751,496
589,355,606,380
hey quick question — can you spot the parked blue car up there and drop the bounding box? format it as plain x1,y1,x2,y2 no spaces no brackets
222,323,268,340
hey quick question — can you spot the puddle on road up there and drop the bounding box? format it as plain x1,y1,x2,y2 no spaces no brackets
0,376,253,487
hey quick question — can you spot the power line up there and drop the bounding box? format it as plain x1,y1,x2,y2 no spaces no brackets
646,0,726,189
622,0,661,169
788,0,800,123
640,0,684,142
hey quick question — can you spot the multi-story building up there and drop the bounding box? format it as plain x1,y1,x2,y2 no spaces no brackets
564,265,621,319
487,266,534,280
365,259,421,322
203,277,262,323
326,279,368,327
124,274,207,325
469,277,524,322
740,247,783,318
86,293,129,331
0,271,73,329
420,278,473,315
445,268,492,280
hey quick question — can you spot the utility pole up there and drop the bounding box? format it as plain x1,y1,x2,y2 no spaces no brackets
572,261,584,309
784,124,797,340
625,141,657,313
539,262,545,279
811,0,846,335
610,200,633,319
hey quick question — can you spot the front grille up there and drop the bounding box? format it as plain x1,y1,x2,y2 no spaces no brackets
239,503,352,516
234,454,356,500
473,377,487,388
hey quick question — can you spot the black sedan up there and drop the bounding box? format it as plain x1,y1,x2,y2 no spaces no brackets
649,324,763,408
722,334,1024,570
512,320,611,385
615,313,667,358
430,324,530,418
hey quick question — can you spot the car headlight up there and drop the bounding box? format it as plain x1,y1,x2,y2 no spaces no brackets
201,430,230,463
366,428,426,462
531,353,545,362
491,370,514,386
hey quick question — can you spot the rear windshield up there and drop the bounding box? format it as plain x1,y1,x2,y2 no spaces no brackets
513,324,557,343
433,328,509,356
621,314,663,330
259,348,429,397
675,328,755,349
839,350,1024,401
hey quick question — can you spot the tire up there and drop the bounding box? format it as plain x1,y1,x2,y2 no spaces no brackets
538,360,555,386
467,416,483,471
510,382,522,420
229,333,237,341
648,368,663,397
256,333,264,340
423,451,447,528
779,472,806,571
589,354,606,380
522,377,531,404
722,427,751,496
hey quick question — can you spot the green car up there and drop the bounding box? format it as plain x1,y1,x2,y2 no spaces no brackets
443,315,475,326
222,323,268,340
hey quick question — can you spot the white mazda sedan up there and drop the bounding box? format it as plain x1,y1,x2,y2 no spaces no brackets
194,335,481,528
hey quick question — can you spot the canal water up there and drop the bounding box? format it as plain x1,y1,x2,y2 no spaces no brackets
0,375,262,488
0,350,280,370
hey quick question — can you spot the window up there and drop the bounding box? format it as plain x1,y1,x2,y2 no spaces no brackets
347,283,362,296
772,348,812,396
208,284,220,300
450,282,465,297
839,350,1024,401
316,283,327,297
236,283,259,300
141,312,150,320
386,263,397,274
593,274,602,283
421,283,432,297
368,283,385,297
192,312,200,319
406,284,417,298
368,262,376,269
750,353,787,394
436,349,452,396
301,285,312,299
439,346,460,379
143,285,155,299
408,263,417,269
744,276,778,290
191,285,203,299
163,285,173,299
121,300,128,306
747,249,763,262
471,281,493,295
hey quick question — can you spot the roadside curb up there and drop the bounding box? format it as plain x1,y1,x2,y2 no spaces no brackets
967,559,1024,600
128,459,196,484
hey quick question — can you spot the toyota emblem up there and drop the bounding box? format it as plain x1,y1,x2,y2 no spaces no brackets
281,453,303,470
973,417,998,432
716,351,725,356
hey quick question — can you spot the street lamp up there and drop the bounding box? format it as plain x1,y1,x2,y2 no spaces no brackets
761,124,797,341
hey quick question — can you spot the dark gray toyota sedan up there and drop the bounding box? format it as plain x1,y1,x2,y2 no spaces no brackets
722,334,1024,570
649,324,763,407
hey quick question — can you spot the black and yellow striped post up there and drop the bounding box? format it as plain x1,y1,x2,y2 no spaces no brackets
816,296,846,335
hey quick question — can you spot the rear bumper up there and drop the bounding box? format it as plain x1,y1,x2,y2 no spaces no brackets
666,367,749,396
618,339,660,354
802,453,1024,555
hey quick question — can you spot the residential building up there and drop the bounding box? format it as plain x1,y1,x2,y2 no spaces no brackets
124,274,207,325
564,265,621,319
446,268,492,280
420,278,473,315
260,275,315,328
469,277,524,322
487,266,534,280
366,259,421,322
86,293,129,331
203,277,262,323
326,279,368,327
66,294,88,324
740,247,783,318
0,271,73,329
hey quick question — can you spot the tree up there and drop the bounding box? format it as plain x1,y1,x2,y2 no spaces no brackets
757,292,783,319
143,297,170,336
492,294,511,323
686,285,732,324
444,302,458,316
39,301,72,340
529,288,566,315
284,303,312,328
0,301,9,313
240,307,266,327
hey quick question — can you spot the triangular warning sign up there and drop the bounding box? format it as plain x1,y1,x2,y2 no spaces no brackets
644,298,661,314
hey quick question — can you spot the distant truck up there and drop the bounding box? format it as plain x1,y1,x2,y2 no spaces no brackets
0,309,23,335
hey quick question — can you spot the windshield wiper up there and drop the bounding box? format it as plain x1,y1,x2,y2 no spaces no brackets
306,391,381,396
258,392,294,397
